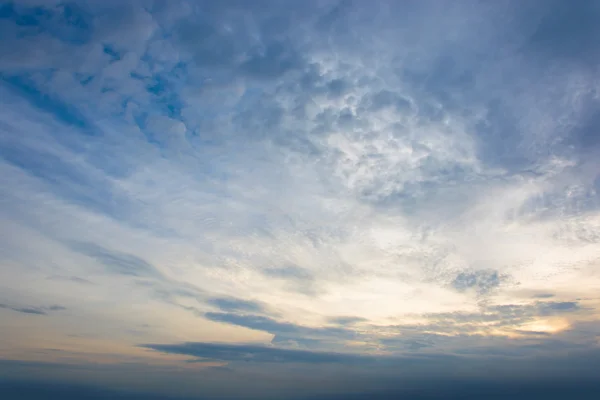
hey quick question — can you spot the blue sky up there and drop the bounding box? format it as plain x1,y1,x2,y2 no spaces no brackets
1,0,600,399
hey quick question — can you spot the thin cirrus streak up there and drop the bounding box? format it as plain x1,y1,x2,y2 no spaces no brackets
1,0,600,399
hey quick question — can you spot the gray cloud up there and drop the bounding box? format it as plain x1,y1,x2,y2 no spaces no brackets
427,301,581,327
533,293,555,299
70,242,162,278
451,269,508,295
207,297,266,314
200,299,584,355
328,316,367,326
46,275,94,285
205,313,307,335
204,312,357,350
143,342,368,364
46,305,66,311
537,301,580,315
262,265,318,294
0,303,66,316
1,306,46,315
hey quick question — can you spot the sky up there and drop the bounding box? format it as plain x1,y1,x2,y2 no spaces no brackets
1,0,600,399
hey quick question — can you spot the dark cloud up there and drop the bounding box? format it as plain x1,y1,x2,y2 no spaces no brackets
0,303,66,316
46,305,67,311
203,299,584,354
451,269,508,295
205,312,302,334
46,275,94,285
207,297,266,313
70,242,162,278
328,316,367,326
533,293,555,299
3,306,46,315
204,312,356,348
143,342,367,364
538,301,580,314
144,336,600,374
378,336,434,351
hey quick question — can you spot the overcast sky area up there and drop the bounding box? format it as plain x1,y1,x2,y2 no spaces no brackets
1,0,600,399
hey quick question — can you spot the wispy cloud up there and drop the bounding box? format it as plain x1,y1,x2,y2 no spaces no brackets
70,242,163,278
207,297,267,314
0,303,66,316
143,342,367,364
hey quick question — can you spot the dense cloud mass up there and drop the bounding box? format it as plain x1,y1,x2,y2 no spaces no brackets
1,0,600,399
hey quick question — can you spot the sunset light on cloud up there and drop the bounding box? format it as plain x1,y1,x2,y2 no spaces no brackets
1,1,600,399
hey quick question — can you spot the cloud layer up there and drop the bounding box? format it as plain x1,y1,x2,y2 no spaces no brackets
1,0,600,398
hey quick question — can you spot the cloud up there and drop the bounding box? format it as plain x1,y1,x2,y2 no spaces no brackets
533,293,555,299
328,316,367,326
203,311,359,351
1,74,95,132
1,2,600,396
46,275,94,285
425,301,582,328
262,265,318,293
538,301,580,314
143,342,367,364
204,312,352,338
69,242,162,278
207,297,266,314
0,303,66,316
0,305,46,315
47,305,67,311
451,269,508,295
